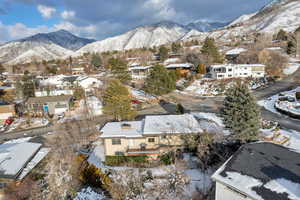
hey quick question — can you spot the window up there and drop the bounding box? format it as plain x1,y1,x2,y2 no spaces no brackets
115,151,124,156
228,69,232,72
112,138,121,145
161,135,167,139
148,138,155,143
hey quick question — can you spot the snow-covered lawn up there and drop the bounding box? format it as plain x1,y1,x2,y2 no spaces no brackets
283,63,300,75
74,187,107,200
181,78,267,97
261,128,300,153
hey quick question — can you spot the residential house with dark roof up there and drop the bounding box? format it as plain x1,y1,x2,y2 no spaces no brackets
211,142,300,200
26,95,73,116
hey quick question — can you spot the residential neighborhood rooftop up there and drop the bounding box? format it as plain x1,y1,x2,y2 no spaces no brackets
27,95,73,104
143,114,203,135
0,142,42,179
212,142,300,200
100,121,143,138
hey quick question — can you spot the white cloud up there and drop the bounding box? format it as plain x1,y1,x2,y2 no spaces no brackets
37,5,56,19
54,21,96,38
61,10,75,20
0,21,49,42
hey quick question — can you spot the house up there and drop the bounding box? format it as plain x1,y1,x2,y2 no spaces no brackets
211,142,300,200
128,66,153,80
207,64,265,79
225,48,247,62
35,89,74,97
0,142,50,186
0,101,15,122
165,63,194,76
99,114,203,158
26,95,73,116
71,66,85,75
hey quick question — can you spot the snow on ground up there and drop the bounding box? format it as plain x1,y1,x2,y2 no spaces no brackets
130,87,157,101
283,64,300,75
258,86,300,117
261,128,300,153
3,137,32,144
74,187,107,200
182,79,226,97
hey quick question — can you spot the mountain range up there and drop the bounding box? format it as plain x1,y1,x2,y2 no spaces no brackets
0,0,299,65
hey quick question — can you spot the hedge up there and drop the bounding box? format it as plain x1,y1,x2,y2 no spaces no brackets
105,155,148,166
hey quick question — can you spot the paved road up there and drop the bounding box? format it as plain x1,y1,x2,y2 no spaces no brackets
0,126,54,142
0,115,112,143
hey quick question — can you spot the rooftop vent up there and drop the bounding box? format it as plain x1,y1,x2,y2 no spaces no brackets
121,123,132,130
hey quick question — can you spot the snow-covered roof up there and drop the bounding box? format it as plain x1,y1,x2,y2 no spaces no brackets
76,77,103,89
210,64,265,68
0,142,41,179
17,147,50,180
212,142,300,200
128,66,153,71
143,114,202,135
163,58,180,65
225,48,247,55
165,63,193,69
100,121,143,138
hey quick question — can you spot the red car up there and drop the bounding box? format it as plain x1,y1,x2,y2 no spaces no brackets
5,118,14,125
131,99,141,104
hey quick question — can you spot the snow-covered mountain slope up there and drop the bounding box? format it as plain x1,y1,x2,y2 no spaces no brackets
186,0,300,41
76,21,192,55
228,12,257,27
186,20,228,32
0,30,92,64
0,39,73,64
18,29,95,51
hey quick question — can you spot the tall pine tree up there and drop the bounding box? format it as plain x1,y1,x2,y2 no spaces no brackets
103,80,136,121
201,37,223,63
108,57,131,84
144,65,176,96
221,81,261,142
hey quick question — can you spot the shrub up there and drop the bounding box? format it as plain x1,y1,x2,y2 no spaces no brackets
159,152,175,165
105,156,148,166
296,92,300,100
80,164,111,189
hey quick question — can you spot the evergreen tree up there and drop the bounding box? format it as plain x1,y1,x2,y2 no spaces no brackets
91,54,102,68
287,40,296,55
171,43,181,54
144,65,176,96
21,73,36,99
108,57,131,83
221,81,261,142
176,103,185,114
276,29,288,41
201,37,223,63
103,80,136,121
159,46,169,61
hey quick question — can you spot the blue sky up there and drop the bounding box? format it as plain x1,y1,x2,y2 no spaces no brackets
0,0,272,43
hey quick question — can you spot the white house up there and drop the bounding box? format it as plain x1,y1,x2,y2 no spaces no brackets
212,142,300,200
208,64,265,79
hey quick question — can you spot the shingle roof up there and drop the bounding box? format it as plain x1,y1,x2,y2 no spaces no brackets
212,142,300,200
27,95,72,104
